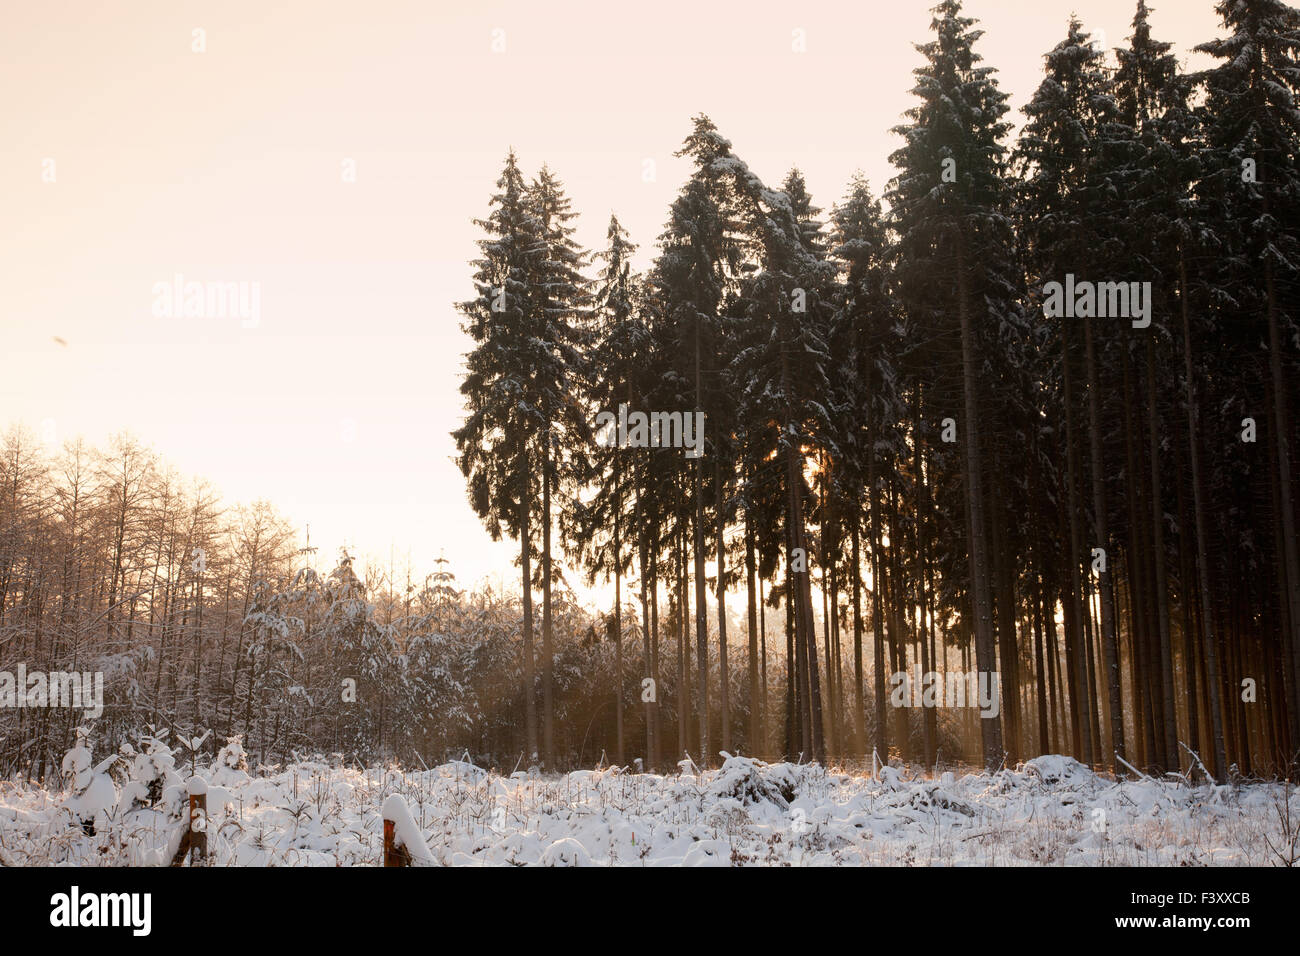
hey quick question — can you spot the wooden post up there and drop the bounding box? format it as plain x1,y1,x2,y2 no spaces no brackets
382,818,410,867
170,777,209,866
188,791,208,864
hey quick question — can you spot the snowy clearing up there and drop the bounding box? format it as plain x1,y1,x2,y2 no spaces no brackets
2,750,1297,866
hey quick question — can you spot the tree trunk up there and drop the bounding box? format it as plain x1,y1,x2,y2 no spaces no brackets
716,457,730,755
1179,249,1227,779
851,506,864,755
1146,338,1180,768
1082,312,1125,770
519,451,538,764
693,463,709,767
542,447,555,768
1062,321,1092,765
1264,244,1300,750
954,229,1003,767
613,494,624,765
746,513,760,754
868,420,888,763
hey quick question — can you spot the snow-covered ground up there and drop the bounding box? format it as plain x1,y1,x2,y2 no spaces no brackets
2,748,1296,866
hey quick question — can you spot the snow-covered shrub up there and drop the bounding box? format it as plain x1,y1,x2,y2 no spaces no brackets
60,730,118,835
120,729,181,810
0,756,1289,866
210,735,251,788
539,837,593,867
1024,754,1091,788
708,754,798,808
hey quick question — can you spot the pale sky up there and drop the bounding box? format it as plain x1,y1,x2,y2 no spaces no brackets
0,0,1221,598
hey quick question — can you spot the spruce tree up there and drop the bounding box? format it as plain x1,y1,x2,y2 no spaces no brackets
728,151,837,765
828,174,903,760
1113,0,1204,773
1016,17,1128,771
887,0,1022,768
1196,0,1300,772
569,213,644,766
649,116,747,766
525,164,591,768
453,149,544,765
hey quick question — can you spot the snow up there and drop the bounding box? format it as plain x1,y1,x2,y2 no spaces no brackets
381,794,437,866
3,753,1296,866
62,770,118,823
59,735,120,828
1024,754,1090,786
538,837,593,867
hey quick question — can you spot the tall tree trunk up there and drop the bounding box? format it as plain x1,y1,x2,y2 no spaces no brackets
693,316,710,768
716,457,730,755
650,545,661,770
1146,338,1179,769
780,344,824,763
613,486,624,766
914,393,935,766
785,575,797,758
887,481,909,762
760,578,768,756
640,531,655,771
1062,322,1093,764
788,445,823,761
1028,436,1052,755
519,452,538,764
851,506,864,755
1083,572,1104,766
954,229,1003,767
677,512,689,760
746,513,760,754
1264,242,1300,749
1267,396,1300,759
693,464,709,767
1082,312,1125,770
1174,446,1201,770
542,446,555,768
868,421,887,763
1179,250,1227,779
991,502,1020,764
821,455,838,757
1122,345,1159,769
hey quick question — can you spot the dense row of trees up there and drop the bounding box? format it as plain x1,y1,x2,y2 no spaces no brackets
0,430,695,775
3,0,1296,780
455,0,1300,777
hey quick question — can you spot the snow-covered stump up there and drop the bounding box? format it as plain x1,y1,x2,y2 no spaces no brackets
381,794,434,867
170,777,208,866
382,818,409,867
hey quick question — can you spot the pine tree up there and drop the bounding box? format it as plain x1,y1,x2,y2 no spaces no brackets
453,149,544,765
1113,0,1203,774
887,0,1022,768
649,116,748,766
1196,0,1300,774
1016,17,1129,771
828,174,902,759
728,149,837,765
526,164,592,768
569,213,644,766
